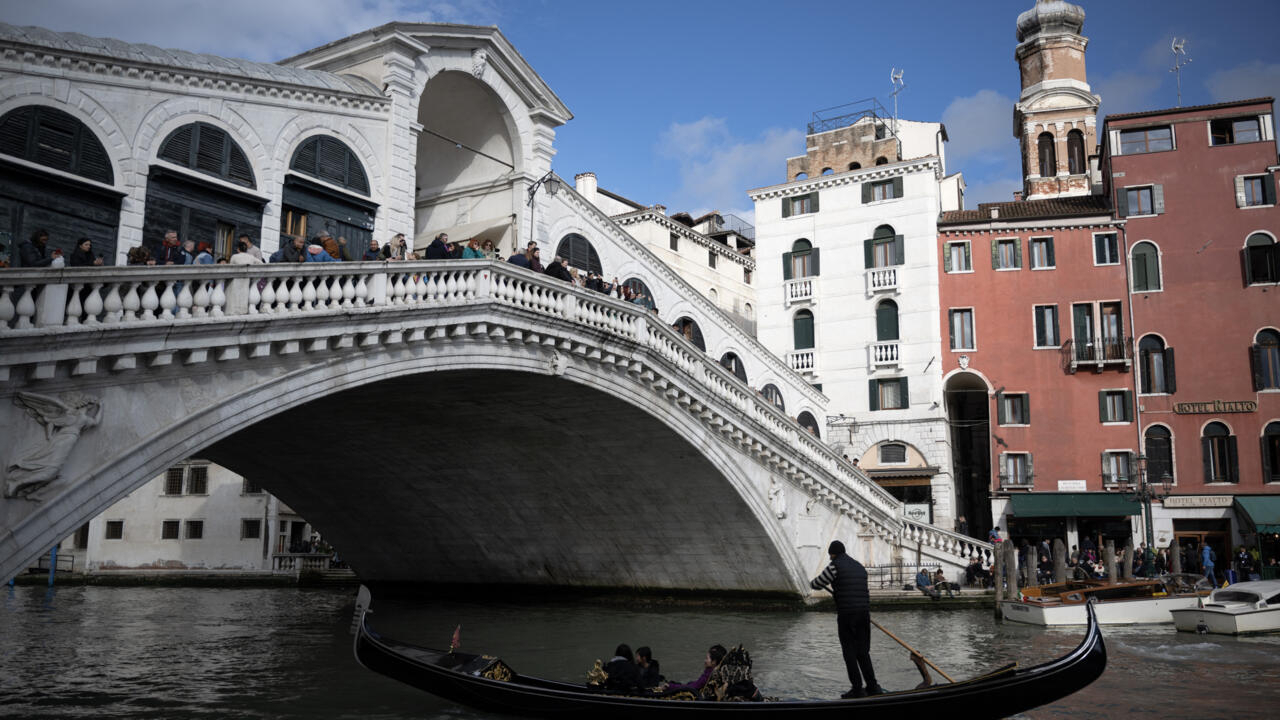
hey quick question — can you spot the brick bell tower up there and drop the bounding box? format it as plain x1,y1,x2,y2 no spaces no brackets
1013,0,1100,200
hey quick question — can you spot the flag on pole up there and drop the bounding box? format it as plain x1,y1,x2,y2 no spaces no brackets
450,625,462,653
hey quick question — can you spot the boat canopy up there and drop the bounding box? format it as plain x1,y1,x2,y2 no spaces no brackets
1234,496,1280,534
1009,493,1139,518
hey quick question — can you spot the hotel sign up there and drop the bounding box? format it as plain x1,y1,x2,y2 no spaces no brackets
1172,400,1257,414
1161,496,1234,508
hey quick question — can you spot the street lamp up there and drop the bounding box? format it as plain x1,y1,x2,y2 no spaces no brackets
525,171,561,254
1127,453,1171,577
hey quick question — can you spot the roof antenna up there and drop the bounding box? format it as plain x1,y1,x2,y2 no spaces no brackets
1169,38,1191,107
889,68,906,132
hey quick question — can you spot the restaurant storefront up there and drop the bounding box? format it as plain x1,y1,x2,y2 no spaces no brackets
1005,493,1140,554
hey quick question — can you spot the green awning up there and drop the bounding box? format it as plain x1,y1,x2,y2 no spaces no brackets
1009,493,1140,518
1235,496,1280,534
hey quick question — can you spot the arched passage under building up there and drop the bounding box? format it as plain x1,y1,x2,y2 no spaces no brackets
944,371,992,537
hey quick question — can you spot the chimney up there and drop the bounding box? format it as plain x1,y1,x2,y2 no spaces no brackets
575,172,597,205
990,206,1000,219
1013,191,1023,202
652,204,666,215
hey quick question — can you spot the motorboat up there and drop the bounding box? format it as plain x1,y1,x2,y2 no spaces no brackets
353,595,1106,719
1000,573,1209,626
1169,580,1280,635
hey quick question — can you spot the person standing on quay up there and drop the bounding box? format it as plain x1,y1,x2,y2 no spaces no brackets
810,540,884,698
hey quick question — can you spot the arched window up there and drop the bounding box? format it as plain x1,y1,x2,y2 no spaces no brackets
793,309,815,350
1138,334,1175,394
158,122,255,188
623,277,653,300
720,352,748,383
673,317,705,351
761,384,784,411
555,233,603,275
708,288,718,304
821,167,833,176
744,302,753,319
1254,329,1280,390
0,106,113,184
1067,129,1086,174
289,135,369,195
876,300,899,342
1264,421,1280,484
875,156,888,166
1037,132,1057,177
1144,425,1174,484
1244,233,1278,284
867,224,901,268
794,172,808,180
1131,241,1161,291
786,238,818,279
848,162,862,171
797,411,821,438
1202,422,1238,483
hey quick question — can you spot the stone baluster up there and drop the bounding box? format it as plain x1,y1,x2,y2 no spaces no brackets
103,282,124,323
81,284,104,325
261,277,278,313
140,281,159,320
64,285,84,326
175,280,194,319
247,277,261,314
287,276,303,312
122,281,141,322
192,280,211,317
210,279,226,317
159,282,177,318
315,275,330,309
0,285,16,329
301,276,318,311
351,274,366,307
414,273,428,303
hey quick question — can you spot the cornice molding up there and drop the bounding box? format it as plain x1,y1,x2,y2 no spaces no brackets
613,210,756,268
748,157,940,201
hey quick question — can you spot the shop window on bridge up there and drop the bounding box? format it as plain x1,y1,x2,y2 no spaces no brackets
797,411,821,438
782,238,819,279
719,352,748,383
290,136,369,195
761,384,784,411
283,135,377,260
1144,425,1175,485
1201,422,1239,484
159,122,255,188
556,233,603,275
673,317,705,351
1263,422,1280,484
0,105,122,263
1253,329,1280,390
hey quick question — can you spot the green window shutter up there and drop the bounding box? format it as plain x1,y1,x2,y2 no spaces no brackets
990,238,1000,269
794,313,814,349
1022,395,1030,425
782,252,793,280
1100,451,1108,481
1116,186,1129,217
864,239,874,269
1201,437,1214,482
782,197,792,218
1139,350,1152,392
1098,391,1108,422
996,391,1007,425
878,302,899,341
1262,435,1274,484
1046,238,1055,267
893,235,905,265
1164,347,1177,394
1153,184,1165,214
811,247,820,276
1123,390,1134,422
810,192,820,213
868,379,879,411
1026,453,1034,482
1252,345,1265,391
862,183,873,204
947,310,956,348
1147,249,1160,290
1263,174,1276,205
1014,239,1023,268
1035,310,1046,347
1227,436,1239,483
899,377,909,407
891,176,903,199
943,243,953,272
1132,251,1148,290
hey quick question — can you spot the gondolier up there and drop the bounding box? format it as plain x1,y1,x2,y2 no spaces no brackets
810,540,885,698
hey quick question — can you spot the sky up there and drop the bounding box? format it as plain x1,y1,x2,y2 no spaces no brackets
4,0,1280,222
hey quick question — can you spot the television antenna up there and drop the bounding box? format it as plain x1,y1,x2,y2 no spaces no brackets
889,68,906,131
1169,38,1191,107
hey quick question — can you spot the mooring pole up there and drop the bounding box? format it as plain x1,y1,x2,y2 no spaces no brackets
47,547,57,588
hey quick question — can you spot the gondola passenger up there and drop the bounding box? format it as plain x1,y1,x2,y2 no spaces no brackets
635,646,663,689
664,644,726,694
602,644,641,694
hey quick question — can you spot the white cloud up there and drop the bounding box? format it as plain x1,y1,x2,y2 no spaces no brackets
1207,61,1280,104
657,117,803,220
3,0,501,62
941,89,1017,166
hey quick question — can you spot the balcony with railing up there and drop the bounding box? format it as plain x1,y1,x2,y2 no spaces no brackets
1059,336,1133,374
784,277,816,306
866,267,898,293
870,341,899,368
787,350,817,375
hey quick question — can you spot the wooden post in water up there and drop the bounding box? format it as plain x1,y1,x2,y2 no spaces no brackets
992,548,1004,618
1053,539,1068,583
1006,541,1020,593
1105,540,1117,582
1024,545,1039,587
1171,542,1182,574
1121,541,1135,580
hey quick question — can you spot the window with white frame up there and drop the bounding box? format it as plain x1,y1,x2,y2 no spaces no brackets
186,465,208,495
1099,389,1134,423
1030,237,1055,269
997,392,1030,426
1253,329,1280,390
1237,174,1276,207
994,238,1021,269
1201,422,1238,483
1101,451,1134,485
945,241,971,272
1244,233,1278,284
1034,304,1059,348
1210,116,1261,146
1131,242,1161,291
949,308,974,350
1119,125,1173,154
1145,425,1175,485
1139,335,1176,394
1001,452,1032,486
1094,232,1120,265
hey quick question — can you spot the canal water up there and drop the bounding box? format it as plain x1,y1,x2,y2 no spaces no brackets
1,585,1276,718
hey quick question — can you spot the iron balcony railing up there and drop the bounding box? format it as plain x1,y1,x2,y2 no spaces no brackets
1059,336,1133,373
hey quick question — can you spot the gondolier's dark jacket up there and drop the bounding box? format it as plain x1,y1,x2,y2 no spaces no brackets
810,553,870,613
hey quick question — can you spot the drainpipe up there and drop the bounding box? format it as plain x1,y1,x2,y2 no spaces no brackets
1117,220,1148,545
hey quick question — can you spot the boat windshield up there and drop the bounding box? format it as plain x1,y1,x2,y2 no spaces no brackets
1212,591,1260,603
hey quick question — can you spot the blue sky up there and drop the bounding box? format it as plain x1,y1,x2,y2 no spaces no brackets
8,0,1280,220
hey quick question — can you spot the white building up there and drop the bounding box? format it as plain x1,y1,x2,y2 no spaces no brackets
749,104,965,528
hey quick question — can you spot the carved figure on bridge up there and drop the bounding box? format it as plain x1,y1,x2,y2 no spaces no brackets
4,391,103,501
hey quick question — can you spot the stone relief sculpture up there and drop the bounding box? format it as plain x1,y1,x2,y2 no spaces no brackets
4,391,103,501
769,478,787,519
471,48,488,78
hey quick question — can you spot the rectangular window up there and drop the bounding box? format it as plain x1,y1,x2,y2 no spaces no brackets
995,239,1020,269
861,178,903,203
1244,176,1266,206
669,232,679,252
1099,389,1134,423
185,520,204,540
1094,232,1120,265
998,392,1030,426
707,250,717,268
186,465,208,495
1211,116,1261,146
783,192,818,217
161,520,180,540
871,180,894,201
1102,451,1133,485
743,268,752,284
164,467,185,495
1029,237,1055,269
242,478,263,494
105,520,124,540
1238,174,1276,207
1119,126,1173,154
1034,304,1059,348
869,378,909,410
1126,187,1153,216
282,208,307,238
949,308,975,350
873,240,894,268
879,443,907,463
790,252,812,278
1001,452,1032,486
945,241,971,272
241,519,262,540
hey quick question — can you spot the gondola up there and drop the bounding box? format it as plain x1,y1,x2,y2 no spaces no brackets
353,598,1106,718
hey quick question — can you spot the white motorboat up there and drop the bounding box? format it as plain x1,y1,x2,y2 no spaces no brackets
1169,580,1280,635
1001,574,1209,626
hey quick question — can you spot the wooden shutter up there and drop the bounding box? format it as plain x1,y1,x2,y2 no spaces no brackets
1227,436,1239,483
996,391,1007,424
1123,390,1134,422
1132,251,1148,291
943,243,952,272
810,192,819,213
948,310,956,349
1264,174,1277,205
1146,247,1160,289
1139,349,1152,393
1026,453,1034,484
317,137,347,186
898,377,909,408
292,137,319,175
810,247,820,276
782,197,792,218
891,177,903,199
782,252,793,280
868,379,879,411
1116,186,1129,217
1035,309,1046,347
1164,348,1177,393
990,238,1000,269
1153,184,1165,214
160,124,194,166
864,239,875,269
1098,391,1108,422
878,303,899,341
0,106,31,158
1201,437,1214,482
1046,238,1055,267
1253,345,1265,391
893,235,905,265
862,183,873,203
1262,435,1274,484
1014,238,1023,268
227,143,255,187
1022,394,1030,425
1100,451,1109,482
794,312,814,349
963,243,971,270
194,124,225,175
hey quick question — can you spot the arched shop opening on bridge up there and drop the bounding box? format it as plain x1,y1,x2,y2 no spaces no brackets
673,316,706,351
281,135,378,260
557,232,602,275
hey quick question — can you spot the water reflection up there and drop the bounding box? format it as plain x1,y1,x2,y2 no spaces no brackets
1,587,1276,718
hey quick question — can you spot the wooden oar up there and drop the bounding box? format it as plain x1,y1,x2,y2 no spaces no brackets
870,619,956,684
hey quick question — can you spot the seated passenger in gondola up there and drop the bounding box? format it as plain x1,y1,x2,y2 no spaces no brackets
635,646,663,689
664,644,726,695
602,644,642,695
